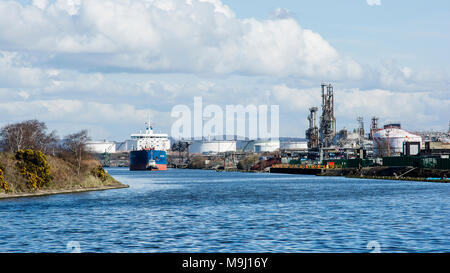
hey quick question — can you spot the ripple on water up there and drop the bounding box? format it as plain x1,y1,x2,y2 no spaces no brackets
0,168,449,253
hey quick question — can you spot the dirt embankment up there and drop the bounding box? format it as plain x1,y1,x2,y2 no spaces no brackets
0,152,128,199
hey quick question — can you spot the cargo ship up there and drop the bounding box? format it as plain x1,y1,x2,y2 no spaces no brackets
129,120,170,171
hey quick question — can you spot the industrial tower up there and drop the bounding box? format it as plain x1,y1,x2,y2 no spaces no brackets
357,116,365,138
369,116,379,140
306,107,319,148
319,83,336,148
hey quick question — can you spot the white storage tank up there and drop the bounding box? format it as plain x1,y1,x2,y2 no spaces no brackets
372,124,422,157
280,141,308,151
254,139,280,153
86,140,116,154
189,140,237,154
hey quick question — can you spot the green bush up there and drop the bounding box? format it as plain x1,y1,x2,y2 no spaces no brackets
237,155,259,170
91,165,106,182
0,167,7,192
15,149,52,189
188,156,206,169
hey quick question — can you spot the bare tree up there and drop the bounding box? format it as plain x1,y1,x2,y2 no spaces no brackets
62,130,90,175
0,120,58,154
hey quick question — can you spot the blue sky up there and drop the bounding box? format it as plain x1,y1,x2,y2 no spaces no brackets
0,0,449,140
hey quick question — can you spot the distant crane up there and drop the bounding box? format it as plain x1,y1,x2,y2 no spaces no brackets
171,141,191,168
101,142,115,167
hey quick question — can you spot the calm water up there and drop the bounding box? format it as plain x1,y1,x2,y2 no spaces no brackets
0,168,449,253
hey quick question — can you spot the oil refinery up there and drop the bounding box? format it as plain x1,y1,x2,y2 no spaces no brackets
86,82,449,179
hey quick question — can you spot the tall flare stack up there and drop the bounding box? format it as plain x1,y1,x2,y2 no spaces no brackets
319,83,336,148
306,107,319,149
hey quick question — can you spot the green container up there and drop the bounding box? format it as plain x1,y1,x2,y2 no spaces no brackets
323,158,375,168
382,156,449,170
382,156,420,167
421,157,438,168
437,158,450,170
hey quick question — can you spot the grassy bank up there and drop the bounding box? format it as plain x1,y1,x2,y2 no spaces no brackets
0,151,127,199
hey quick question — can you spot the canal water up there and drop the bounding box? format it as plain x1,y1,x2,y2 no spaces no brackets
0,168,449,253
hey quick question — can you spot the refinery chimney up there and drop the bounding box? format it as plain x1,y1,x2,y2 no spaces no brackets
319,83,336,148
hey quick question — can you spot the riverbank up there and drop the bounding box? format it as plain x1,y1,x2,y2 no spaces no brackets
0,151,128,198
0,184,129,200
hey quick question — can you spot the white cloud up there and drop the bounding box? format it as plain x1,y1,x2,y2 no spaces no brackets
32,0,49,9
17,90,30,99
0,99,167,139
270,8,293,20
367,0,381,6
372,60,449,92
0,0,361,80
0,0,447,139
271,85,321,111
0,51,47,88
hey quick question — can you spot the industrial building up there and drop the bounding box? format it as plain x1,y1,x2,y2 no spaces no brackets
422,141,450,156
300,83,443,161
305,107,319,149
306,83,336,149
319,83,336,148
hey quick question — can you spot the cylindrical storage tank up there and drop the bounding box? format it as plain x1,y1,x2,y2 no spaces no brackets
254,139,280,153
280,141,308,151
189,140,237,154
372,128,422,157
86,141,116,154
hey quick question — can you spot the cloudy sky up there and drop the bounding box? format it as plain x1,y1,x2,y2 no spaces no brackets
0,0,449,140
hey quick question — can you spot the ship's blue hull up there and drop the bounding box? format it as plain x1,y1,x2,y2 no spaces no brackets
129,150,167,171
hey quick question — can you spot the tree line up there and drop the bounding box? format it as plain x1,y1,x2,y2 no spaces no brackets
0,120,91,175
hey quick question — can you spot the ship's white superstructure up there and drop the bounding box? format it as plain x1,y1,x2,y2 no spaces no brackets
130,121,170,151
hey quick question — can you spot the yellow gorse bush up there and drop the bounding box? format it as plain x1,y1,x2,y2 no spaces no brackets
0,165,8,192
91,165,106,182
15,149,52,189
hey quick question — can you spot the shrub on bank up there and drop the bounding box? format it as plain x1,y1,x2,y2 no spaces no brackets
188,156,206,169
0,162,8,192
237,155,260,170
91,165,107,182
15,149,52,190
